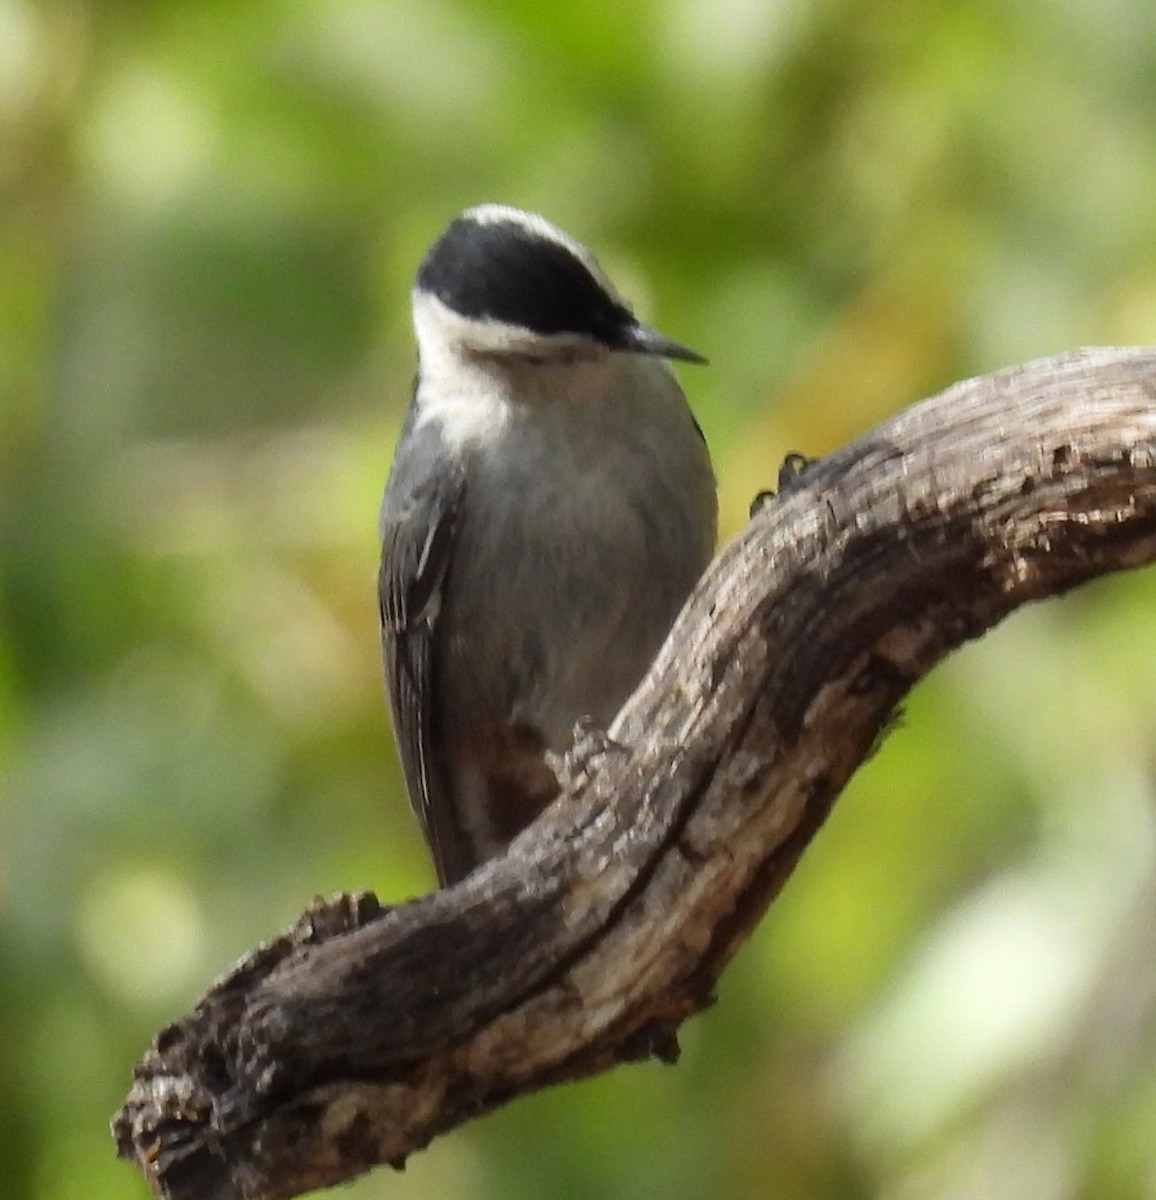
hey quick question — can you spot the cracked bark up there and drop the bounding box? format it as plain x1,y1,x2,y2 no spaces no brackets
112,346,1156,1200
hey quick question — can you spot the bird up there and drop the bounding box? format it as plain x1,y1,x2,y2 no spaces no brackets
378,204,717,886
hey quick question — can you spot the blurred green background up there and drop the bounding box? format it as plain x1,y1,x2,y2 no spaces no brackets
3,1,1156,1198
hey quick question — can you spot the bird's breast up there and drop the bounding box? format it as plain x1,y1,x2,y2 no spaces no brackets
436,373,715,749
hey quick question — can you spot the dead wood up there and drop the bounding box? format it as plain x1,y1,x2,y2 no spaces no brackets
113,346,1156,1200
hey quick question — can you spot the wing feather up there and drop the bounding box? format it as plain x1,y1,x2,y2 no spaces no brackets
378,418,473,885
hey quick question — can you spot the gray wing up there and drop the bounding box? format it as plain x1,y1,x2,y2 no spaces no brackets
378,412,472,886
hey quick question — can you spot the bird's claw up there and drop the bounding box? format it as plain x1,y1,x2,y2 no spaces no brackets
749,451,818,516
548,719,628,791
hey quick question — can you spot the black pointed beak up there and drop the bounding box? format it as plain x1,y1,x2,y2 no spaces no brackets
620,320,708,365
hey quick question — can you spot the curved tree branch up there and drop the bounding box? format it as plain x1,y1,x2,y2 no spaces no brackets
113,346,1156,1200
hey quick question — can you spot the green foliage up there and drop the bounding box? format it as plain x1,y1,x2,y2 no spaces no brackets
2,1,1155,1197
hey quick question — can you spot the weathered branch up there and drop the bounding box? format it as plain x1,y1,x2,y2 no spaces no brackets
113,347,1156,1200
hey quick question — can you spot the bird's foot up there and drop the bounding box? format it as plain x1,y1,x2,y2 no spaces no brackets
749,450,818,516
548,718,629,791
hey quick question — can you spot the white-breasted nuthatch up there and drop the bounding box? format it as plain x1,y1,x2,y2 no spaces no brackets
379,204,717,886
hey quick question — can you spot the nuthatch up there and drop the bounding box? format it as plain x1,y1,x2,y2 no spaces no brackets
379,205,717,885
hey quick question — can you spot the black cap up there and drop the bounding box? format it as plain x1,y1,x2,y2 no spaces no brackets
417,208,703,361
